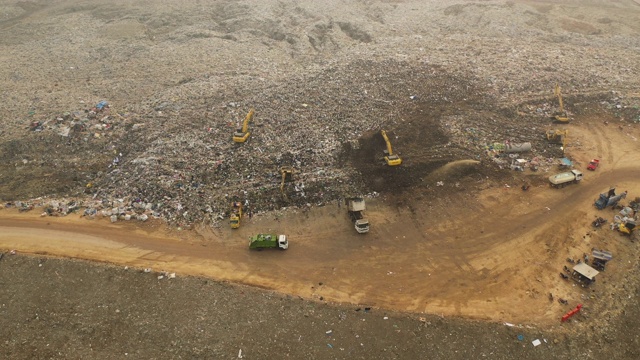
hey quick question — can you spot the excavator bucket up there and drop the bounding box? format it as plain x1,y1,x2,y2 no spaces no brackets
554,114,570,123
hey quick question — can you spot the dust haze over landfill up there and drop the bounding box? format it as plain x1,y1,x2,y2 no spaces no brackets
1,0,640,359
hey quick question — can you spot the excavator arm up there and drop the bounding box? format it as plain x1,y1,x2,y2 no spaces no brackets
554,84,564,113
279,167,294,198
381,130,394,155
233,108,254,143
380,130,402,166
241,109,254,133
554,84,569,123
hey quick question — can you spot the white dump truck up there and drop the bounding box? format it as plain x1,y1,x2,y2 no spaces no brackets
548,169,583,188
346,197,370,234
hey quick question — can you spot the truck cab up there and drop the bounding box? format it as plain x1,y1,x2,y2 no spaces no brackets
354,219,370,234
277,235,289,250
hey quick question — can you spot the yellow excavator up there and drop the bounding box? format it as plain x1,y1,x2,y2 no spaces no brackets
230,201,242,229
545,129,568,153
554,84,570,123
380,130,402,166
279,166,294,198
233,108,254,143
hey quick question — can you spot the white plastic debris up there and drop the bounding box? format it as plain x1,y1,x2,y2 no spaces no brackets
532,339,541,347
143,268,152,273
238,349,243,358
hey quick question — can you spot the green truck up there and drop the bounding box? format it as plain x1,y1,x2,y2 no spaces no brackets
249,234,289,250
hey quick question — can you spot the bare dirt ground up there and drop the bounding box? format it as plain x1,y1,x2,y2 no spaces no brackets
2,0,640,358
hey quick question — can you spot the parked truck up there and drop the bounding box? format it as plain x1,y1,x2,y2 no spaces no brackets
249,234,288,250
346,197,370,234
548,170,583,188
594,188,627,210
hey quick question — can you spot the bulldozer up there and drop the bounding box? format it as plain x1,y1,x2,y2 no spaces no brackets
380,130,402,166
553,84,570,123
230,201,243,229
279,166,294,198
617,219,636,237
546,129,568,153
233,108,254,143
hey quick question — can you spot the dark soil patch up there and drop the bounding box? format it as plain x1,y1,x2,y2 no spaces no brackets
2,254,639,360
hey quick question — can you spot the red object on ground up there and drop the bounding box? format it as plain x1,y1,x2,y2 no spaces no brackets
587,159,600,171
561,304,583,322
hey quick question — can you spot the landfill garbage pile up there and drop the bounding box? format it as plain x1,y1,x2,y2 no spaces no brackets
4,57,640,228
1,0,640,228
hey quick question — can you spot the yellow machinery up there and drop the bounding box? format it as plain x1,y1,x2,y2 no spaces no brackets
380,130,402,166
230,201,242,229
233,108,254,143
554,84,570,123
617,219,636,236
279,166,294,198
546,129,568,153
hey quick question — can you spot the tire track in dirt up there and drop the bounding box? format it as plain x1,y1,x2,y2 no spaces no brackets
460,167,640,253
591,123,615,164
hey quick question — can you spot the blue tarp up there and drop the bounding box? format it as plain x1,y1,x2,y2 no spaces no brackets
96,101,109,110
560,158,572,167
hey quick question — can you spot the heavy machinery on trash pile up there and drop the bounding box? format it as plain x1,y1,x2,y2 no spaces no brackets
279,166,294,199
546,129,568,153
548,170,583,188
249,233,289,250
346,197,370,234
553,83,570,123
233,108,254,143
380,130,402,166
594,188,627,210
230,201,242,229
